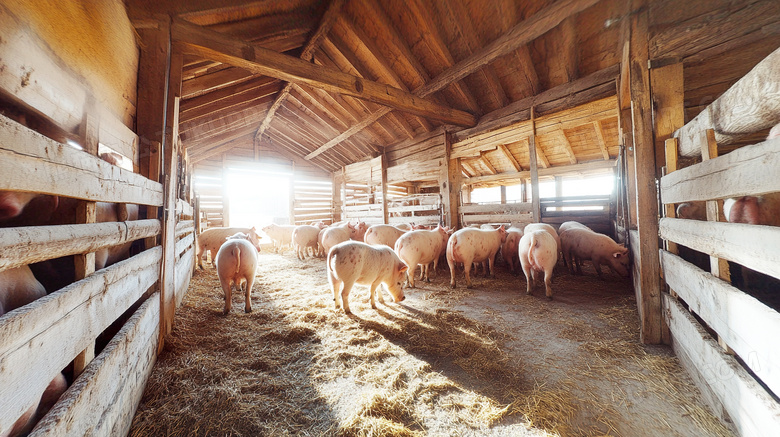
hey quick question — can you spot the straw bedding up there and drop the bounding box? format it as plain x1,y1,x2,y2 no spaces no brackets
129,252,733,437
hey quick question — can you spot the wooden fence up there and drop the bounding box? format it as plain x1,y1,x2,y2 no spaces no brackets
659,47,780,435
0,113,196,435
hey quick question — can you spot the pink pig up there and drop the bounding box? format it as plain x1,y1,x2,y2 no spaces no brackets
446,226,507,289
394,225,450,288
518,230,558,299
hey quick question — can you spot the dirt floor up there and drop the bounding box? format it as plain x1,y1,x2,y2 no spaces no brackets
129,250,734,437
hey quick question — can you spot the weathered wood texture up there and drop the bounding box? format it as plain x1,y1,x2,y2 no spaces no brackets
664,295,780,436
674,47,780,158
660,250,780,398
0,115,163,206
30,295,160,437
0,220,161,271
660,137,780,204
0,248,161,433
659,218,780,282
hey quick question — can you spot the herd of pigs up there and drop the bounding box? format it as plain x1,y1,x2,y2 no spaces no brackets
197,219,631,316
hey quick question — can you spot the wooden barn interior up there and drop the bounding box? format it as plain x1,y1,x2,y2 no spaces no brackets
0,0,779,435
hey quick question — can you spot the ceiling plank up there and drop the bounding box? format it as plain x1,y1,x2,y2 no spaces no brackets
180,76,279,114
254,135,334,174
461,161,477,178
172,19,477,127
536,143,550,169
181,67,255,99
304,0,599,160
253,0,346,144
497,144,522,172
180,81,279,124
592,120,610,160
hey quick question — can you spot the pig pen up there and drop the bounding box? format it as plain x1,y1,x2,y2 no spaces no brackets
129,252,731,437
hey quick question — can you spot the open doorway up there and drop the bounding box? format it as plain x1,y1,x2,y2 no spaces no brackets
224,163,291,244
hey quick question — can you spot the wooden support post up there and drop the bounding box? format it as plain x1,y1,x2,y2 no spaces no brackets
629,2,662,344
221,154,230,227
617,18,638,229
332,174,343,223
144,141,161,249
663,140,680,256
289,161,296,225
381,154,389,224
73,111,98,377
529,107,541,222
158,49,183,351
554,176,563,211
500,186,507,204
440,130,461,229
193,195,200,274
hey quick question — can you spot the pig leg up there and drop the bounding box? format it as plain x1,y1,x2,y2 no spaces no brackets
244,276,254,313
220,277,233,315
488,257,496,279
407,264,417,288
464,257,474,289
521,263,533,295
369,280,383,309
329,271,342,310
340,280,355,314
593,260,604,279
544,269,553,300
448,257,457,289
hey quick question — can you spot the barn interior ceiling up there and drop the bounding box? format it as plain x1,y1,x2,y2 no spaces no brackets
126,0,636,177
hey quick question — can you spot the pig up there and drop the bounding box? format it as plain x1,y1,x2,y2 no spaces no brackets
364,224,407,248
215,232,259,314
524,223,562,266
320,222,364,255
0,268,67,437
197,226,261,269
261,223,297,253
327,241,408,314
557,221,591,272
394,223,412,231
501,227,524,275
675,202,706,221
394,225,450,288
292,223,326,260
446,226,507,289
560,228,629,278
352,221,370,242
518,230,558,299
723,192,780,290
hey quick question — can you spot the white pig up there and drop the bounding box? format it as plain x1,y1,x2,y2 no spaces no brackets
560,228,629,278
394,225,450,288
524,223,562,264
292,223,326,260
364,224,407,248
518,230,558,299
215,232,259,314
261,223,297,253
446,226,507,289
197,226,261,269
321,222,362,255
557,221,591,271
501,227,524,275
327,241,408,314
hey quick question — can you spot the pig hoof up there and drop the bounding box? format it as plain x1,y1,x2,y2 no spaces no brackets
245,308,252,313
466,284,473,289
450,283,456,289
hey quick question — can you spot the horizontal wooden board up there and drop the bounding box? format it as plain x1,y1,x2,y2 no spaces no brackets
0,115,163,205
461,203,534,214
661,250,780,397
659,217,780,280
664,295,780,436
176,199,194,217
0,248,161,432
462,213,534,225
175,248,194,308
0,219,161,271
660,137,780,203
30,295,160,436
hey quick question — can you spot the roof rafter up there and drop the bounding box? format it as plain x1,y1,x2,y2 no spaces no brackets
253,0,345,144
497,144,522,172
303,0,599,161
592,120,611,160
172,18,477,127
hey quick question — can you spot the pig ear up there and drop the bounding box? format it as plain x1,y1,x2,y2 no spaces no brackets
398,263,408,273
613,252,625,258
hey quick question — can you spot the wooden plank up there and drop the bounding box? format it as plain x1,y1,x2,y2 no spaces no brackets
30,295,160,437
592,121,610,160
497,144,522,172
663,295,780,436
699,129,731,284
661,250,780,397
462,213,534,225
558,130,577,165
465,159,616,186
660,137,780,204
674,47,780,158
175,248,194,307
0,219,160,272
441,130,461,229
172,20,475,128
650,62,684,176
0,115,163,205
659,217,780,281
0,249,160,433
461,203,534,214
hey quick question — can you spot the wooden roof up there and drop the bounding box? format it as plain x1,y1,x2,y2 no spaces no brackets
126,0,780,180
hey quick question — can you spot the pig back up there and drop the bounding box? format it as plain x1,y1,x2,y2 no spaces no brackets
216,238,258,281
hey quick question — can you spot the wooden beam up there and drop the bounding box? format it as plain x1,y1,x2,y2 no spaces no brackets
440,130,461,229
650,61,684,178
253,0,345,143
558,130,577,165
381,153,389,224
700,129,731,284
629,2,662,345
497,144,522,172
529,135,540,222
535,143,550,169
305,0,600,159
465,159,617,186
592,121,610,160
674,47,780,158
172,19,476,128
181,67,254,99
480,151,497,175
